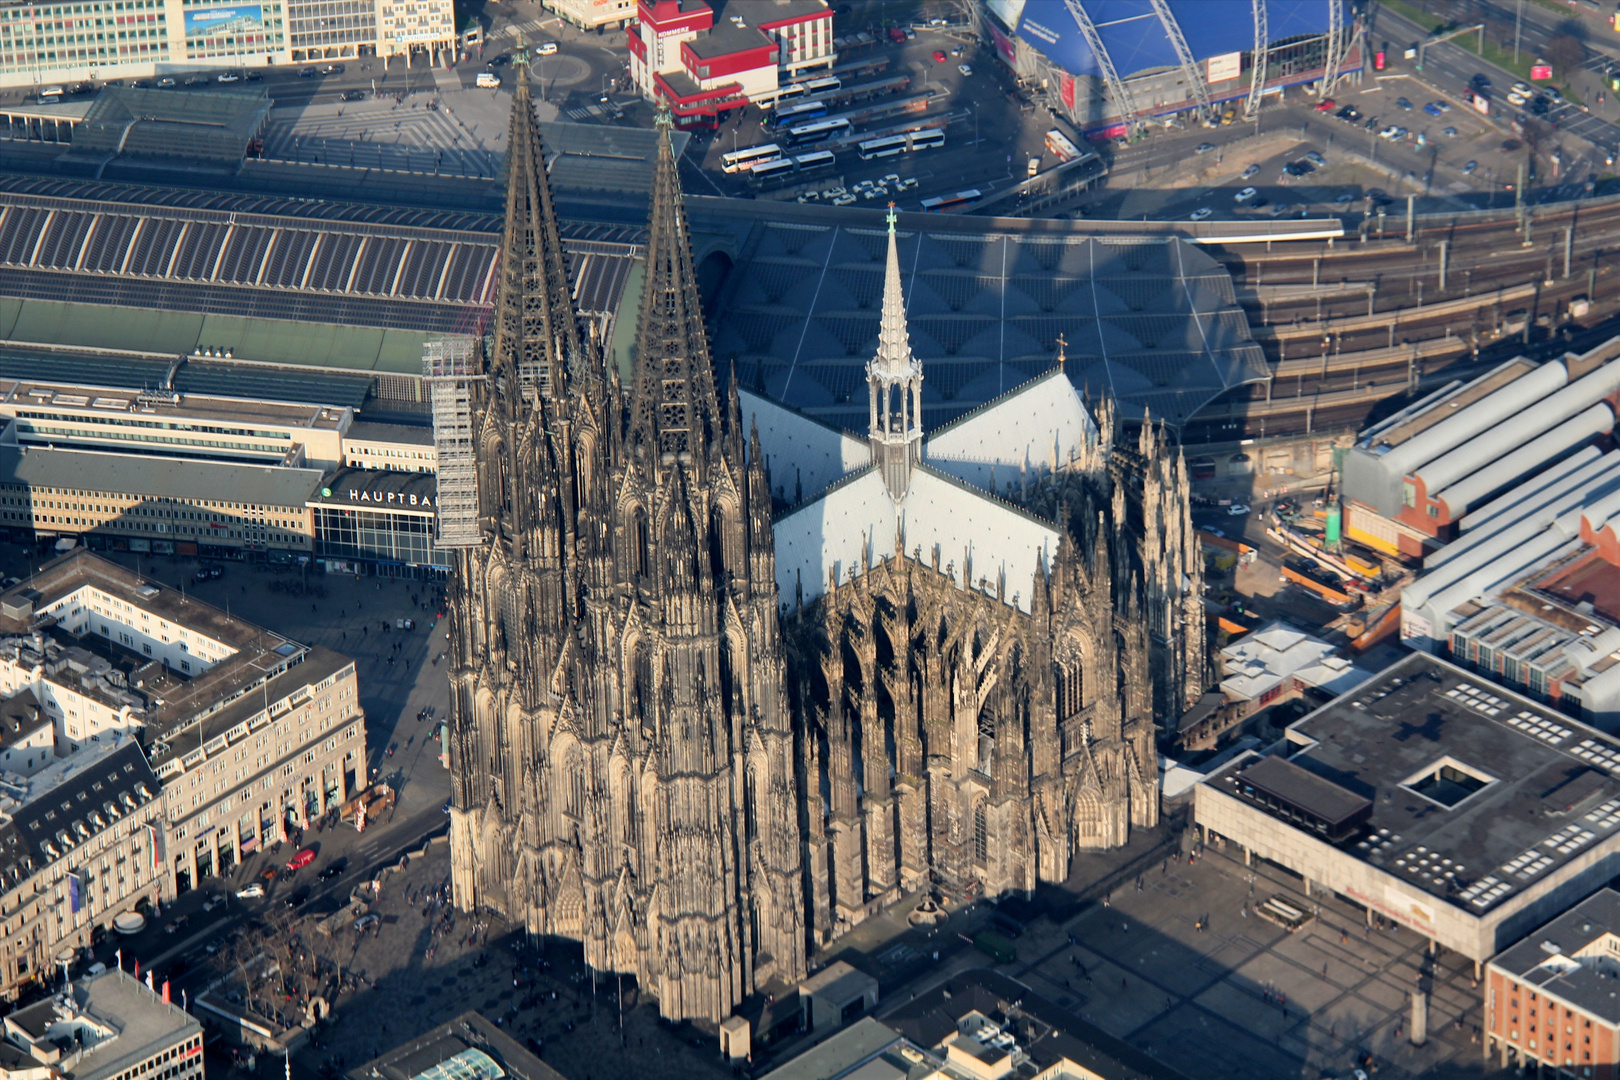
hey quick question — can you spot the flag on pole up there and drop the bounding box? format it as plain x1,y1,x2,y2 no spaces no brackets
145,970,154,992
162,980,170,1004
115,949,122,971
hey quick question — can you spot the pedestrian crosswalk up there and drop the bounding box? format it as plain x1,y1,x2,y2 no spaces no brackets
497,16,559,42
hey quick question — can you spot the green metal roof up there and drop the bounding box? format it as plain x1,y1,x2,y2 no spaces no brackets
0,299,432,375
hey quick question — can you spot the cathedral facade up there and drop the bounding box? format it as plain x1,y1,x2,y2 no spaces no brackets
446,88,1205,1019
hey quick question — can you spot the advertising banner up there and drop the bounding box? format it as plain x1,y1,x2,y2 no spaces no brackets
1060,72,1075,109
990,20,1018,68
183,5,262,40
985,0,1027,29
1206,51,1241,84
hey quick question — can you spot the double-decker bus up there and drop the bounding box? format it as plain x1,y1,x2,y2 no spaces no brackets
720,143,783,173
785,117,851,145
919,188,982,212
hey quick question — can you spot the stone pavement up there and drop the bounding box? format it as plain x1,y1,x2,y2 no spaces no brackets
279,843,731,1080
999,846,1508,1080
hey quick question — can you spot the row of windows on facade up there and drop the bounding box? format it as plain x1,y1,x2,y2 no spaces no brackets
0,512,307,545
18,411,298,440
20,424,292,454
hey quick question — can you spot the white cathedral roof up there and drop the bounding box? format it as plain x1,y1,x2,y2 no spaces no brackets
740,388,868,503
924,368,1095,492
773,465,1061,614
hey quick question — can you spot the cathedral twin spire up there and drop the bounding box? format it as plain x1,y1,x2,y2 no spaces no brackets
488,48,583,405
628,106,723,469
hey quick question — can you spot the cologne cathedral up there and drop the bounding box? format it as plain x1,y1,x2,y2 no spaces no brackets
446,79,1206,1020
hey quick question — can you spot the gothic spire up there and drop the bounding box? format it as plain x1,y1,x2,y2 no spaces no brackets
867,206,923,500
628,104,721,468
489,47,582,404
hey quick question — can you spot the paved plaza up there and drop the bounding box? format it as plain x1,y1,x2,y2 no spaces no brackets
979,845,1509,1080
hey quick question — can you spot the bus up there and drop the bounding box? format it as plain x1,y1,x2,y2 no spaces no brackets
748,158,797,184
909,128,945,151
721,143,783,173
792,149,837,173
774,99,828,125
857,134,909,160
785,117,851,145
775,83,807,104
1044,128,1081,163
802,75,841,94
920,189,982,212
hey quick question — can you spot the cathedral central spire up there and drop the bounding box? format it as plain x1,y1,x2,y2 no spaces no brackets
867,205,923,500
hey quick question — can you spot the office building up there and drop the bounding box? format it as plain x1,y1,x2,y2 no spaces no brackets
1196,650,1620,964
0,445,321,559
1485,887,1620,1077
2,969,201,1075
543,0,635,30
0,741,164,996
0,552,367,892
628,0,834,124
0,0,455,90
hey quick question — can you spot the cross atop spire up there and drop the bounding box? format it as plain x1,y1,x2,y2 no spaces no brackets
486,56,581,405
1055,333,1067,367
867,208,923,500
628,101,721,470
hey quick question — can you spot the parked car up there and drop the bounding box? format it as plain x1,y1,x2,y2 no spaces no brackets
217,72,240,83
957,63,972,76
320,63,345,75
1463,160,1478,174
1304,150,1325,166
1441,126,1457,137
1423,101,1443,116
1315,97,1336,111
342,89,366,101
1395,96,1413,110
299,66,319,77
1227,503,1251,515
235,883,265,899
1194,142,1215,154
931,50,946,62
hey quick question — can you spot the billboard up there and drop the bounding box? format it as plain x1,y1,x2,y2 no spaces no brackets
184,4,263,39
990,20,1019,68
1206,51,1241,83
1060,72,1075,109
985,0,1027,30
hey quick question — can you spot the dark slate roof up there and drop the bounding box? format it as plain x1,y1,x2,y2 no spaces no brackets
715,225,1267,430
0,740,159,890
1492,888,1620,1022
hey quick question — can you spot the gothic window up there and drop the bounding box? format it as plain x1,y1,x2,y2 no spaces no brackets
631,508,650,580
973,801,987,865
567,762,585,819
1056,661,1083,719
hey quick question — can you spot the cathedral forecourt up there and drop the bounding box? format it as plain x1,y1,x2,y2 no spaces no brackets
1196,649,1620,969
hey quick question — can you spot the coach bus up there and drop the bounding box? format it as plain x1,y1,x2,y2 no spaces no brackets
909,128,945,152
774,99,829,125
785,117,851,145
919,189,982,212
856,134,908,160
793,149,837,174
747,158,797,184
721,143,783,173
802,75,841,94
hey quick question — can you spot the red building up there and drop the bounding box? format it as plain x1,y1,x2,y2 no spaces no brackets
627,0,833,126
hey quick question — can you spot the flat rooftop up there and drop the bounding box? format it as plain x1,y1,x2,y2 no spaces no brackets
310,467,438,511
1210,650,1620,916
344,1011,568,1080
8,969,199,1080
0,445,325,508
1492,887,1620,1023
0,378,350,432
0,551,312,739
344,420,433,446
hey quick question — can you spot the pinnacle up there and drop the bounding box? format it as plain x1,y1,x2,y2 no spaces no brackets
870,209,917,382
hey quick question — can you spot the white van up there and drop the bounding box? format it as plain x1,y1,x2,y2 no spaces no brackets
536,41,558,55
38,85,63,100
475,72,500,89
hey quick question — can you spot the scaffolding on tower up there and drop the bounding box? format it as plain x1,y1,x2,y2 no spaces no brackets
424,334,486,548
